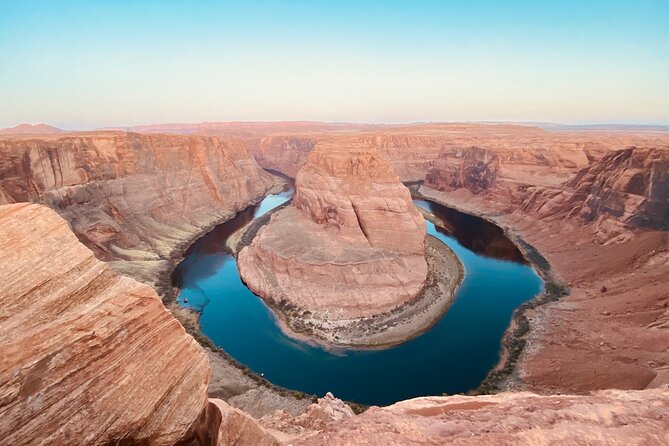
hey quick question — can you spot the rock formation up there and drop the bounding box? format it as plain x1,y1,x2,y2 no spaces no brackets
425,146,501,194
2,124,669,445
238,144,428,343
292,390,669,445
0,132,278,287
522,147,669,236
0,203,209,445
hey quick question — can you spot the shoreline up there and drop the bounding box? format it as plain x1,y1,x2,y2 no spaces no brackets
252,236,464,351
158,176,324,417
230,203,464,350
413,185,570,394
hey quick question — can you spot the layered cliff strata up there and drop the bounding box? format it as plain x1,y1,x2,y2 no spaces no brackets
522,147,669,240
0,203,210,445
252,124,669,184
237,144,461,346
0,132,278,287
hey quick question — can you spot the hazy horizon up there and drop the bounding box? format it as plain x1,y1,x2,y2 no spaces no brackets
2,1,668,129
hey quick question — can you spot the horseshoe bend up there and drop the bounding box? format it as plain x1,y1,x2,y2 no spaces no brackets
2,3,669,444
1,123,668,444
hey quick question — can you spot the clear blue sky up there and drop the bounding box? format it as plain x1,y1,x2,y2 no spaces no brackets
1,0,667,129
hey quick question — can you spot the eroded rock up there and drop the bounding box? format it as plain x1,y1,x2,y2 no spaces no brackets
238,144,428,344
293,390,669,445
0,132,277,287
0,203,209,445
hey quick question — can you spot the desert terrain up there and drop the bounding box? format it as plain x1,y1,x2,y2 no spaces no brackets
1,122,667,444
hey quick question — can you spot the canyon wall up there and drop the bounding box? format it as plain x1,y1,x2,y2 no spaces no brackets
0,203,210,445
0,132,278,287
522,147,669,237
417,144,669,395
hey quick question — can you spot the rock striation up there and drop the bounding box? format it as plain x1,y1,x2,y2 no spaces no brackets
425,146,501,194
293,390,669,445
522,147,669,237
238,144,429,344
0,132,278,287
0,203,210,445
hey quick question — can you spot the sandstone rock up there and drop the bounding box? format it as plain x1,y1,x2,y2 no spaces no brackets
259,392,355,443
188,399,280,446
238,144,428,339
293,390,669,445
522,147,669,237
425,146,500,194
0,203,209,445
0,132,277,287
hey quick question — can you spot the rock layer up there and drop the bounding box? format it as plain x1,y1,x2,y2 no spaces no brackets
293,390,669,445
0,203,209,445
522,147,669,235
0,132,277,287
238,144,428,340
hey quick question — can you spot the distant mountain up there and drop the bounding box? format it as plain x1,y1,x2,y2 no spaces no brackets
0,123,64,134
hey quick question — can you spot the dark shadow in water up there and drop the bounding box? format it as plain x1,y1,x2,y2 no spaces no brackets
413,199,527,264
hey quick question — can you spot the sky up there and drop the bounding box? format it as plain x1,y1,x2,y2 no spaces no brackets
0,0,668,129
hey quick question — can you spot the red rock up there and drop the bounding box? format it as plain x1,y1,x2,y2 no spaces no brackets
0,203,209,445
238,144,427,341
293,390,669,445
0,131,278,286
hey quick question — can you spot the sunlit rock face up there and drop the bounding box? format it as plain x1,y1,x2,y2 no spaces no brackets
293,144,426,255
0,203,210,445
291,389,669,446
521,147,669,243
238,144,427,322
0,132,277,286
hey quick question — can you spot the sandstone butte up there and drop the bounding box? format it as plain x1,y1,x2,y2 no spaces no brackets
1,124,669,445
237,123,669,393
237,143,429,342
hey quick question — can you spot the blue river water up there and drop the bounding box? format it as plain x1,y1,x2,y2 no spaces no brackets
173,189,543,406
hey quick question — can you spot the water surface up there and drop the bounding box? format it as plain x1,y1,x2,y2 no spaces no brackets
174,190,543,406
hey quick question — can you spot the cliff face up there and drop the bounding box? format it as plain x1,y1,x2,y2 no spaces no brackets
293,144,426,255
0,132,277,286
523,147,669,234
251,124,648,183
238,144,428,340
425,146,501,194
0,203,210,445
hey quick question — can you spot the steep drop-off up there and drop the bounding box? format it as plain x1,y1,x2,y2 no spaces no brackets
0,203,210,445
522,147,669,239
0,132,278,287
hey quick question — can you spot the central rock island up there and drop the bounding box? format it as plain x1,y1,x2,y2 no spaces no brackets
238,143,461,347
